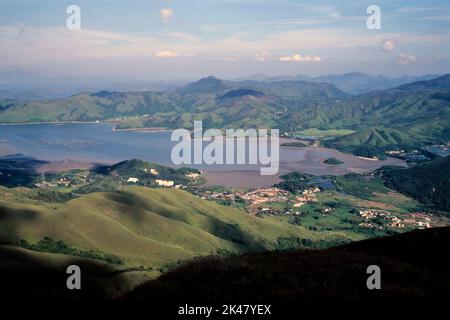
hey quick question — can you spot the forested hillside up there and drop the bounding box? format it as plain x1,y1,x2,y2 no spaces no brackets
379,156,450,212
1,75,449,153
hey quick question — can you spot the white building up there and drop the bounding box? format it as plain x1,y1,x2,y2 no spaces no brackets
155,179,174,187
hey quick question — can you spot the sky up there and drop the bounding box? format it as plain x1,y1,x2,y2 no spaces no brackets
1,0,450,80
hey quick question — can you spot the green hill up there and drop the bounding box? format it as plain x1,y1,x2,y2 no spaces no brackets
0,245,127,299
0,186,357,270
2,226,449,300
324,127,419,157
0,157,203,191
379,156,450,212
0,77,345,128
330,127,413,148
1,75,449,153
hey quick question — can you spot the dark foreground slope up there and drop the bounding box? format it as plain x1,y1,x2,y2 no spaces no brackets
1,227,449,301
126,227,450,301
0,245,124,300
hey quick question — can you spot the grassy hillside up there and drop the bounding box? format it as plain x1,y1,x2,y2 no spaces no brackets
329,127,413,148
3,226,449,300
0,245,130,299
0,186,358,270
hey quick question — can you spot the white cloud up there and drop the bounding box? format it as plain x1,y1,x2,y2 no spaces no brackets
382,39,396,51
2,24,448,77
399,53,416,64
279,54,321,62
160,8,173,23
155,51,179,58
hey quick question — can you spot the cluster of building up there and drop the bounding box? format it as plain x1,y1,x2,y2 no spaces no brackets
358,222,384,230
358,209,435,230
292,187,321,207
197,190,238,202
126,176,179,188
358,209,405,229
144,168,159,175
35,175,88,189
185,172,201,179
194,186,325,216
35,181,57,188
241,187,290,205
403,212,432,229
57,177,72,187
192,187,292,215
155,179,176,187
127,167,201,189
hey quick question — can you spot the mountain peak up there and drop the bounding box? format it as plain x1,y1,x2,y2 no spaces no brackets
196,75,223,84
177,76,227,94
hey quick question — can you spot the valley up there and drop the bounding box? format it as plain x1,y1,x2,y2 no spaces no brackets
1,0,450,305
1,153,449,299
0,74,449,301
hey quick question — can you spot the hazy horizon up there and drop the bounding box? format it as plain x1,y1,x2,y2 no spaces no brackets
0,69,445,83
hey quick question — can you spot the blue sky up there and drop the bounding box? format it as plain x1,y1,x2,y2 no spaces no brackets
1,0,450,79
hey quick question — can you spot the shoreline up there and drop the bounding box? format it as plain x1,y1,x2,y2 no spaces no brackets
0,120,119,126
112,127,172,132
36,159,101,174
0,121,175,133
0,123,407,188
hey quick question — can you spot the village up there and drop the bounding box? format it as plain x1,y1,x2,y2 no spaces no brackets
27,160,445,234
192,185,327,216
189,183,445,233
358,209,433,230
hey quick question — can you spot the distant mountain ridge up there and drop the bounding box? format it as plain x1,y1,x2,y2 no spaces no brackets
237,72,441,94
0,71,439,99
0,74,449,154
0,75,348,129
0,70,186,100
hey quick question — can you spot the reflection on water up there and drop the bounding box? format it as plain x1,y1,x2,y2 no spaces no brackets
34,137,107,149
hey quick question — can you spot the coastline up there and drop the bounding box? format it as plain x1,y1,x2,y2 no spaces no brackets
26,151,405,188
0,120,119,126
36,159,101,173
112,127,172,132
0,122,408,188
0,121,175,133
